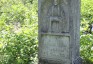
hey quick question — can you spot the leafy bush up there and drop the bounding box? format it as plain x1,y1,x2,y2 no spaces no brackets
81,0,93,34
81,0,93,64
0,0,38,64
80,34,93,64
0,25,38,64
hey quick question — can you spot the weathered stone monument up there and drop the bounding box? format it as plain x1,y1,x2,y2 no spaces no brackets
38,0,81,64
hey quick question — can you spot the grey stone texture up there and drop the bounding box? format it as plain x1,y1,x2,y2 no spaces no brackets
38,0,81,64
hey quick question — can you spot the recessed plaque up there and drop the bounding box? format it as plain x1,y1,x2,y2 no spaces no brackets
39,35,70,64
40,0,69,33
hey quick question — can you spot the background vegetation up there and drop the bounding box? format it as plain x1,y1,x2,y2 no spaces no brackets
0,0,38,64
81,0,93,64
0,0,93,64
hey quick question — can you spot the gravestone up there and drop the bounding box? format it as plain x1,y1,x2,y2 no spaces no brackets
38,0,82,64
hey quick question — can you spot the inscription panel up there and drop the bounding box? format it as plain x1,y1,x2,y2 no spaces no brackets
39,35,70,64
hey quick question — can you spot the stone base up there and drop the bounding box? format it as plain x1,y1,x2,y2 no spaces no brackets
73,57,82,64
39,57,82,64
39,58,65,64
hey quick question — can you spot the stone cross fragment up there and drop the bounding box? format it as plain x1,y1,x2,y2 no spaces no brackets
54,0,58,5
38,0,82,64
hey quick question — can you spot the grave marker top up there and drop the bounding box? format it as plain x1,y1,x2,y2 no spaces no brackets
54,0,58,5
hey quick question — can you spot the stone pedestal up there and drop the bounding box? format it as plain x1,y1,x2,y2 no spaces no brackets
38,0,81,64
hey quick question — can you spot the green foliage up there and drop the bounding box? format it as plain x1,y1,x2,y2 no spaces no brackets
80,34,93,64
81,0,93,64
0,0,38,64
0,30,38,64
81,0,93,34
